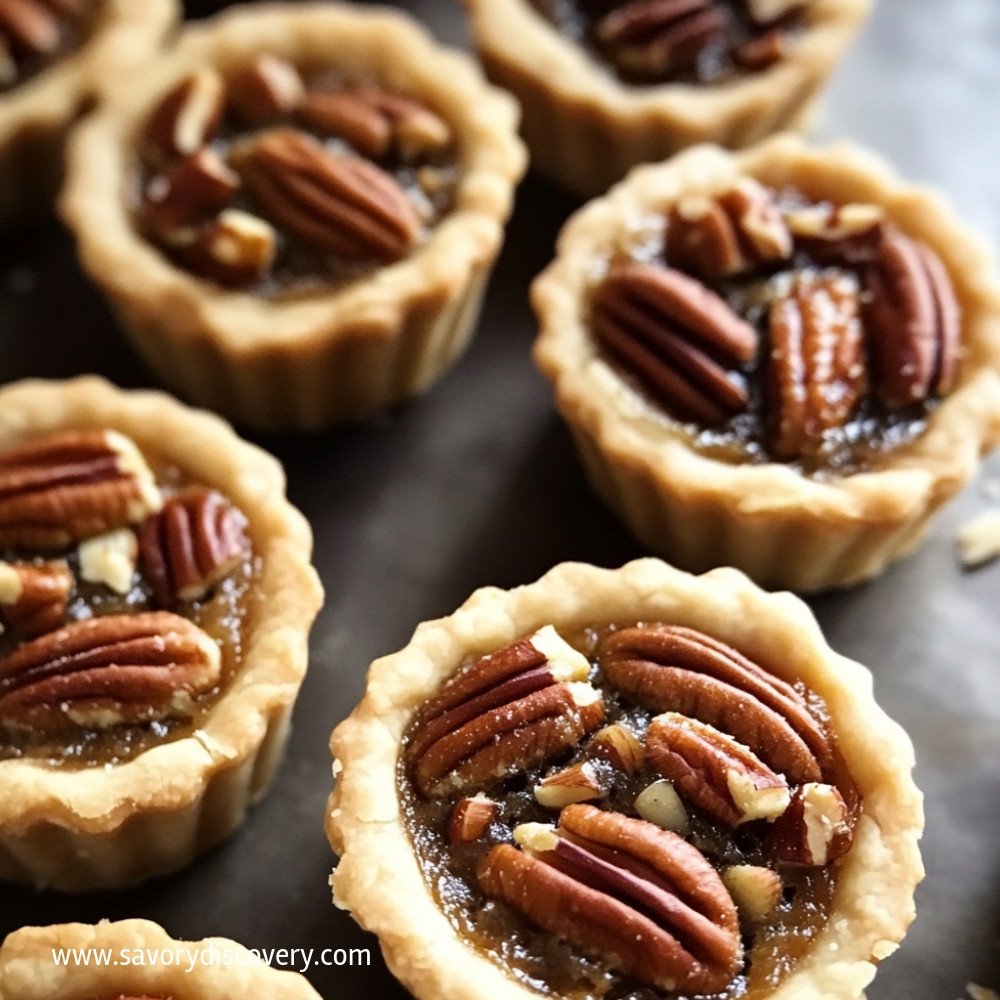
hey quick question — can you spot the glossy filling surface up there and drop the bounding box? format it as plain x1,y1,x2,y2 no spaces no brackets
0,0,97,93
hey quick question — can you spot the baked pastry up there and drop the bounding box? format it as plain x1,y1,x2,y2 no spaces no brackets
327,558,923,1000
462,0,869,197
0,376,321,890
0,919,322,998
533,135,1000,591
0,0,176,226
61,2,526,431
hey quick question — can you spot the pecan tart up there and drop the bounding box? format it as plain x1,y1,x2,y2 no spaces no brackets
60,2,526,431
327,558,923,1000
0,919,322,999
462,0,868,197
533,136,1000,591
0,0,175,226
0,377,321,891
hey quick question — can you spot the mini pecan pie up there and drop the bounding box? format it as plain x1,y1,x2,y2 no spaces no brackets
533,136,1000,591
0,377,321,891
0,0,175,225
0,919,322,999
60,3,525,431
327,558,923,1000
462,0,869,196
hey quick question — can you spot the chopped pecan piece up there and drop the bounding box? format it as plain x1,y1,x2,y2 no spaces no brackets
634,778,690,834
449,795,499,843
228,53,305,124
480,804,742,993
78,528,137,595
0,0,60,58
142,149,240,235
0,430,161,551
722,865,782,923
591,262,757,425
769,782,853,865
142,69,226,168
0,612,221,733
0,560,71,638
177,209,278,288
534,760,605,809
406,626,604,797
587,723,644,774
783,202,884,265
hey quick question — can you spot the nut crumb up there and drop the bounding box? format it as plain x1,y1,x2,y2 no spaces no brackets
955,511,1000,568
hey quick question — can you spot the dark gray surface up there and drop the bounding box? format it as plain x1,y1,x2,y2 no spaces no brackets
1,0,999,997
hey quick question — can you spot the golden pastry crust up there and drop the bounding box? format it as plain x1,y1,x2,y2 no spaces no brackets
462,0,869,197
0,377,322,891
533,135,1000,591
60,3,526,431
327,558,923,1000
0,919,322,998
0,0,177,226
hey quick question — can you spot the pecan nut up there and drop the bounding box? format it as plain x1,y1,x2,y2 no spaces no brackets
783,202,885,265
587,723,644,774
479,804,742,993
175,209,278,288
591,262,757,425
449,794,499,844
0,560,71,638
534,760,606,809
0,430,162,551
141,149,240,236
228,54,305,124
142,69,226,168
0,0,60,59
768,781,853,866
0,611,221,733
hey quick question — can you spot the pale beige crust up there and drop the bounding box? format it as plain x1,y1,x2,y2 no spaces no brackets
327,558,923,1000
60,3,527,431
463,0,869,197
0,919,322,998
0,377,322,891
0,0,177,226
533,136,1000,592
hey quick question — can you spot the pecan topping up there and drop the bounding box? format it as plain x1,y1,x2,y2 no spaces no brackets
141,149,240,236
587,723,644,774
138,487,250,607
177,209,278,288
406,626,604,797
865,231,960,408
722,865,782,923
765,271,865,460
600,624,832,783
783,202,885,265
591,262,757,425
534,760,606,809
768,782,853,866
0,0,60,59
0,611,220,733
228,53,305,124
233,128,422,262
143,69,226,168
449,795,499,844
479,804,742,993
0,430,161,551
0,560,71,638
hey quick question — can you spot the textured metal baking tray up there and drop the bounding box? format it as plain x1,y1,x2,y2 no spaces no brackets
1,0,998,997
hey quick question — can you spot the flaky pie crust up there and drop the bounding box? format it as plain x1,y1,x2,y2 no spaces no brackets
0,377,322,891
327,558,923,1000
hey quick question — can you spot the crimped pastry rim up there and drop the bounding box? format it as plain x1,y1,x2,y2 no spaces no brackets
326,558,923,1000
0,377,322,834
59,2,526,356
533,135,1000,526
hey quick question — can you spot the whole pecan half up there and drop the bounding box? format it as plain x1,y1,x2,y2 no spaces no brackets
479,804,742,993
232,127,422,262
406,626,604,797
600,624,832,783
0,430,162,551
591,262,757,425
865,230,960,408
138,487,250,607
0,611,220,733
765,271,865,460
0,560,72,638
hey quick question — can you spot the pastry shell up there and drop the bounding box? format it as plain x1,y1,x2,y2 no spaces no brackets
462,0,869,198
326,558,923,1000
533,136,1000,592
60,3,527,431
0,377,322,891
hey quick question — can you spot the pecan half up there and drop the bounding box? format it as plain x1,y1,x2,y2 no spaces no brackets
0,0,59,59
0,430,162,551
765,271,865,460
0,612,220,733
600,624,832,783
406,626,604,797
0,560,71,638
865,230,960,408
591,262,757,425
233,128,422,262
138,487,250,607
142,69,226,168
479,804,742,993
228,53,305,124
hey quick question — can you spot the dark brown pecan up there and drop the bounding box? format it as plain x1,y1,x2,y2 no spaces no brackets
765,271,865,460
228,53,305,124
142,148,240,235
138,487,250,607
596,0,727,79
600,624,832,783
142,69,225,168
232,128,422,262
479,804,742,993
783,202,885,266
0,612,220,733
406,626,604,797
0,560,71,638
0,0,59,58
591,262,757,425
0,430,161,551
768,782,853,866
865,230,960,408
